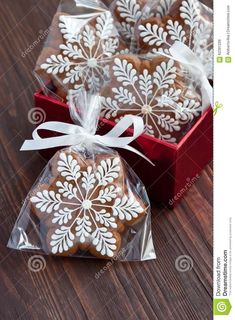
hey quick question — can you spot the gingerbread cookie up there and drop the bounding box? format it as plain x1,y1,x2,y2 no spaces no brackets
110,0,151,50
100,54,202,143
36,10,128,102
110,0,177,50
30,149,147,258
137,0,213,78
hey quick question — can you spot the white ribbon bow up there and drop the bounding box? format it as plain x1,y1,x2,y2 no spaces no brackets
169,41,213,112
21,115,155,165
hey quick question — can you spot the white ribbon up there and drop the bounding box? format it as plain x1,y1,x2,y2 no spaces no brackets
169,41,213,112
21,115,155,165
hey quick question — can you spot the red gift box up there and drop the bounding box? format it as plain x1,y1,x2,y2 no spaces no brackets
34,89,213,207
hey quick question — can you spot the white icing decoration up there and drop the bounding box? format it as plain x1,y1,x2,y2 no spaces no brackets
31,153,144,256
156,0,175,18
115,0,174,48
41,12,124,97
115,0,153,50
101,58,202,142
138,0,212,76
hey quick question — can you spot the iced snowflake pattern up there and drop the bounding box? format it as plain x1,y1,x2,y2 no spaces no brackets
101,57,202,142
114,0,175,48
138,0,213,77
31,153,144,257
41,12,126,96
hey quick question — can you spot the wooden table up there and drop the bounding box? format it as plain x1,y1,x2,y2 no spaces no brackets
0,1,213,319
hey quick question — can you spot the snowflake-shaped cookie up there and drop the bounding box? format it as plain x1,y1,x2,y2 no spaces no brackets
100,55,202,143
40,11,128,100
137,0,213,78
30,150,146,258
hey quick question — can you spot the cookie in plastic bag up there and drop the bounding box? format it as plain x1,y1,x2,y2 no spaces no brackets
136,0,213,79
8,92,156,261
35,0,128,102
100,53,203,143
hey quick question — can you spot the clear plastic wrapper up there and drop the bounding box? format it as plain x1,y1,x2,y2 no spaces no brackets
109,0,156,52
109,0,178,51
135,0,213,79
33,0,212,146
108,0,212,78
8,91,156,261
35,0,212,104
99,52,210,143
35,0,129,102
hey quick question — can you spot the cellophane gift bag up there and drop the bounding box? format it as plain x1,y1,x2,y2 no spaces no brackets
134,0,213,79
109,0,213,78
8,91,156,261
34,0,129,103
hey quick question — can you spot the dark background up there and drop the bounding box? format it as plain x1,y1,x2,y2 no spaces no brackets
0,1,213,319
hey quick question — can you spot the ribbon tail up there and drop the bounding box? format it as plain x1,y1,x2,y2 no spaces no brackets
169,42,213,114
20,135,80,151
121,145,155,166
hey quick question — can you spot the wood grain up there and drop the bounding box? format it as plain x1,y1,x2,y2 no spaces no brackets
0,1,213,319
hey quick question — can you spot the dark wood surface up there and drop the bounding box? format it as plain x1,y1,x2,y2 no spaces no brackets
0,1,213,319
